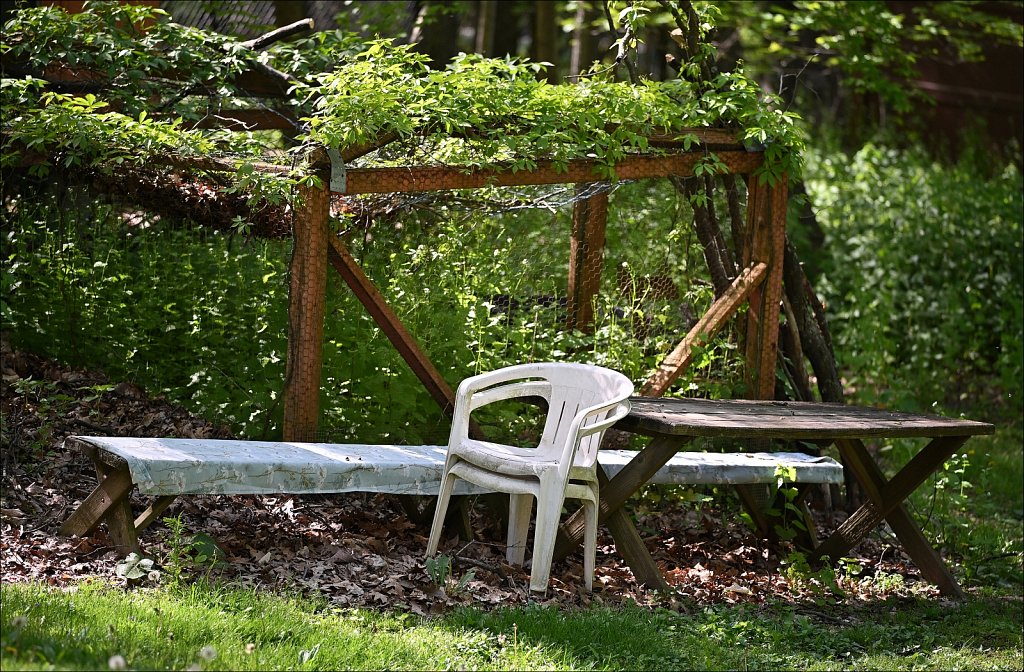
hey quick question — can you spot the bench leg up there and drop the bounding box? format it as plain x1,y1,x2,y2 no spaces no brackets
135,496,178,534
93,460,139,556
403,494,476,541
59,462,139,556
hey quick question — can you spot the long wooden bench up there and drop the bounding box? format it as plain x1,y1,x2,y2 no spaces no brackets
59,436,842,554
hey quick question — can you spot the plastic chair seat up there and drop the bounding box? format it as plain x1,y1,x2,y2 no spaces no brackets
450,438,598,481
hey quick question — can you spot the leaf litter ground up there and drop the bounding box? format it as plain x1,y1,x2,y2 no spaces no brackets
1,339,946,614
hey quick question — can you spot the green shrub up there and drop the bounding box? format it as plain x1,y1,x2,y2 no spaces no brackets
2,179,748,442
805,143,1023,418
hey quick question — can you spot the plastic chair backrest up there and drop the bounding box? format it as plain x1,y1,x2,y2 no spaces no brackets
528,363,633,468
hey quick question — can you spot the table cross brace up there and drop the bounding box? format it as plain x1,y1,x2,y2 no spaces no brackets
812,436,968,596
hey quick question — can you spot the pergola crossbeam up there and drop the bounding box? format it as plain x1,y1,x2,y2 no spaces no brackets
335,151,763,195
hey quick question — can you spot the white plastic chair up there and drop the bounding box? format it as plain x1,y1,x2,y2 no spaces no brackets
425,362,633,593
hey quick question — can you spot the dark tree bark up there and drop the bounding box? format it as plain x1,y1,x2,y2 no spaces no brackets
475,0,497,56
273,0,307,28
532,0,559,83
782,236,843,403
409,1,464,69
672,176,732,297
492,1,522,58
570,1,598,77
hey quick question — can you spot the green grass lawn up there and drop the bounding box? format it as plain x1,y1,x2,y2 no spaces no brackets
2,579,1021,671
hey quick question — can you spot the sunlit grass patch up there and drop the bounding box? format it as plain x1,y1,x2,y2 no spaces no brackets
3,581,1022,671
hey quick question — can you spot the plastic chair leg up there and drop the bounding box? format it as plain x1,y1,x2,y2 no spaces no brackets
582,499,597,592
528,487,565,593
506,493,533,566
426,471,459,557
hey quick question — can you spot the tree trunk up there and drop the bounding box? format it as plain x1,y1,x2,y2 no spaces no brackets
492,1,521,57
532,0,558,83
273,0,306,28
569,1,597,77
475,0,497,56
409,1,464,69
782,236,843,404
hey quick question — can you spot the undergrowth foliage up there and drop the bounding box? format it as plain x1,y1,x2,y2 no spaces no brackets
806,143,1024,417
1,178,748,442
1,1,802,443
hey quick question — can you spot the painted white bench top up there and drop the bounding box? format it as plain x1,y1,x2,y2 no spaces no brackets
67,436,843,497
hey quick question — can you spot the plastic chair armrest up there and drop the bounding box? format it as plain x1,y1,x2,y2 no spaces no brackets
558,399,632,467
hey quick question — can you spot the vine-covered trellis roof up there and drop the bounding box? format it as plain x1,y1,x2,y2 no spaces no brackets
1,2,804,204
1,2,807,444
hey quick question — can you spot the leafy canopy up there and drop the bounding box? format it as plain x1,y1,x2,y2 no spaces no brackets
1,1,804,205
721,0,1024,115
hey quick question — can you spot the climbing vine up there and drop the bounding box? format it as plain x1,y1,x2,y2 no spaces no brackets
1,0,804,208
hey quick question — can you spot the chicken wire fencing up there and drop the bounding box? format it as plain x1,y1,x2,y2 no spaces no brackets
0,172,752,448
311,178,750,446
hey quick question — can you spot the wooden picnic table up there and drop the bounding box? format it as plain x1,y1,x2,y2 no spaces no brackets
554,396,994,597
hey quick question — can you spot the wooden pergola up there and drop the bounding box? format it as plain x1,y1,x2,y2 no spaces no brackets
4,11,791,442
279,136,788,441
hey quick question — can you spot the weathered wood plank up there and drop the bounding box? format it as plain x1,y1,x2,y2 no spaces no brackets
92,459,139,555
835,439,885,506
339,152,764,195
753,180,787,399
812,436,968,567
878,436,970,512
734,483,775,539
835,438,962,595
283,171,330,441
884,504,963,597
618,398,994,440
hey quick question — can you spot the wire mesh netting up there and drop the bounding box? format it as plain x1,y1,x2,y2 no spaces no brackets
1,173,753,449
311,178,750,445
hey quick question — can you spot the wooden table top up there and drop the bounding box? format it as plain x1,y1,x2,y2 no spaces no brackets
616,397,995,440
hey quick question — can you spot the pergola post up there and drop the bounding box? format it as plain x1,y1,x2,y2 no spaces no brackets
282,151,331,441
742,175,788,399
566,184,608,333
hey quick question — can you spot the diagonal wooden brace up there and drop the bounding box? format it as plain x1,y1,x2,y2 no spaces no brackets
553,435,690,562
58,466,135,539
813,436,968,596
641,262,767,397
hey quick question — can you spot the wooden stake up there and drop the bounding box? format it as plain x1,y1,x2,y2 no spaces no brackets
282,152,330,441
566,184,608,332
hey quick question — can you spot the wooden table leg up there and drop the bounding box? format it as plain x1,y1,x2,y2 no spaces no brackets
596,467,670,591
553,436,688,587
814,436,967,596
